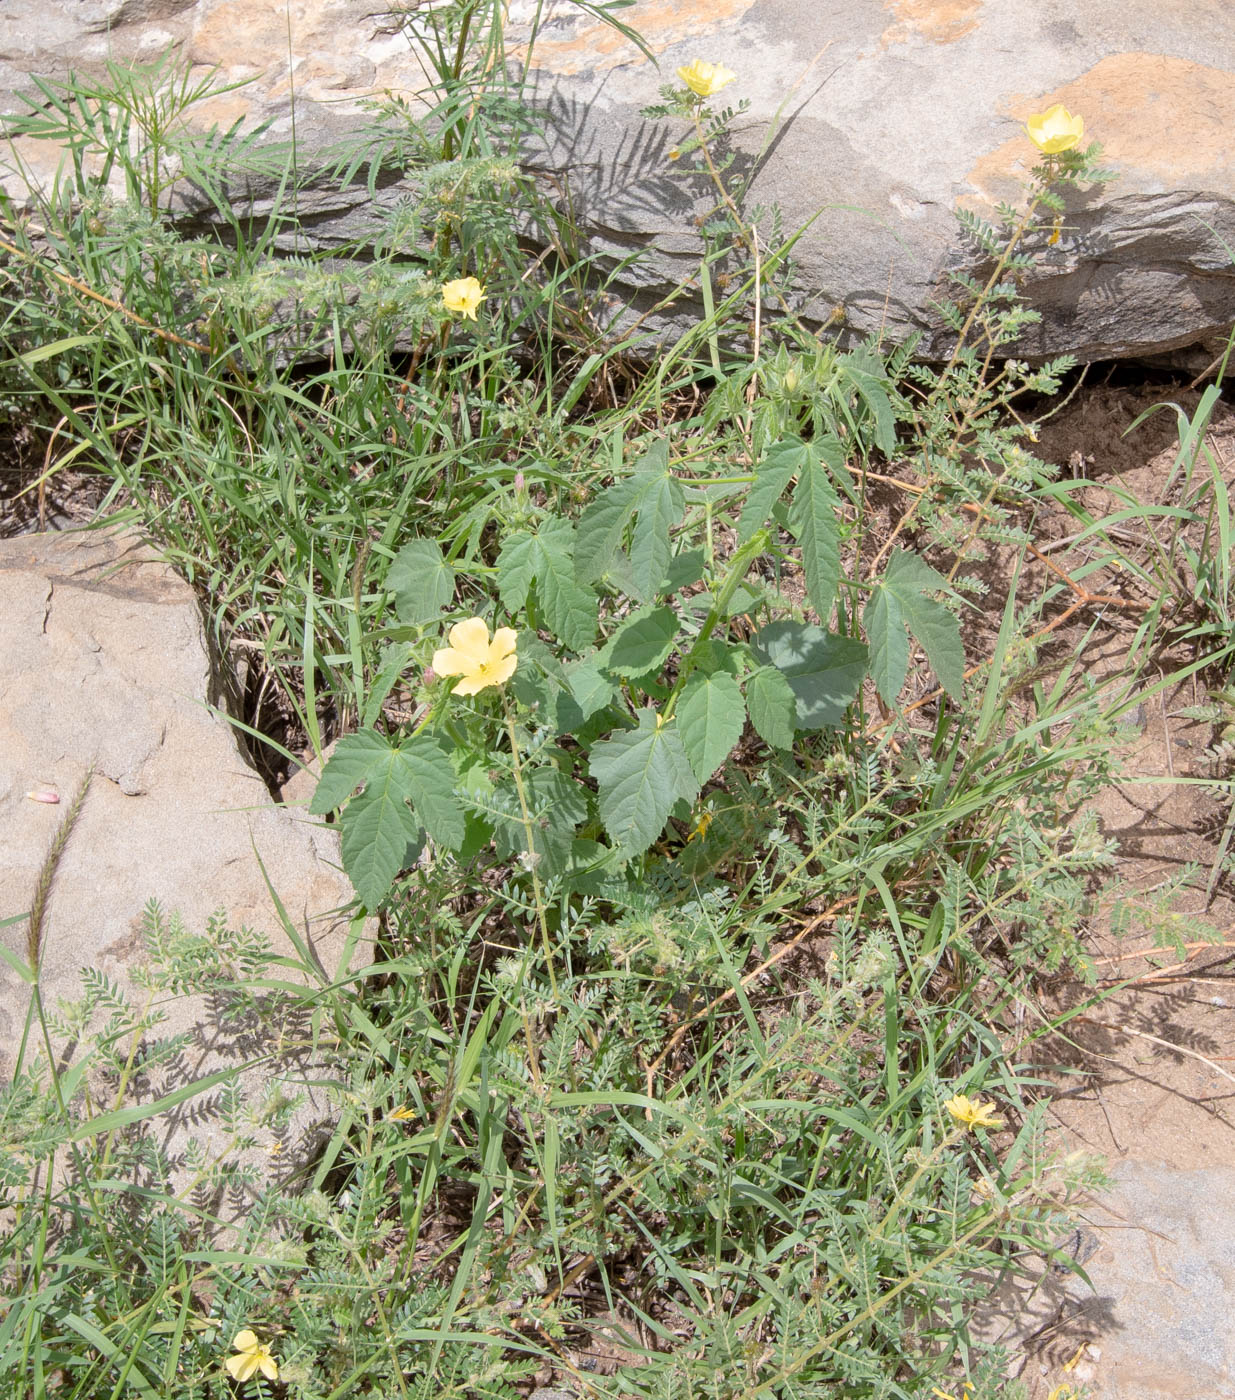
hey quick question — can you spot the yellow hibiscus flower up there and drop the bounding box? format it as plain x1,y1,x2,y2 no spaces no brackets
432,617,518,696
1025,104,1084,155
225,1329,279,1383
676,60,737,99
441,275,486,320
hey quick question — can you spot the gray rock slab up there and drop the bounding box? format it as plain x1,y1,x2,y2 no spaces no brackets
974,1161,1235,1398
0,528,361,1217
3,0,1234,362
1065,1161,1235,1399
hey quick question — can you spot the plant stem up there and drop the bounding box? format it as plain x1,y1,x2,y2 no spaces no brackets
662,527,770,721
504,703,558,997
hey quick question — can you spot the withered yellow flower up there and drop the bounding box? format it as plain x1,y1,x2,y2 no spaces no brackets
441,275,486,320
676,60,736,99
225,1330,279,1383
432,617,518,696
1025,104,1084,154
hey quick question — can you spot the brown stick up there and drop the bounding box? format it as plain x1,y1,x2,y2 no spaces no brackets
0,230,213,355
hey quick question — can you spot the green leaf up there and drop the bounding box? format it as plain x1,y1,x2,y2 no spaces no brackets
497,520,597,652
864,550,965,703
340,791,423,910
602,605,680,679
575,440,681,594
737,437,806,544
692,638,740,677
310,730,391,814
677,671,746,783
662,548,706,595
398,732,466,850
484,767,589,876
744,665,798,749
864,586,909,707
752,621,867,729
628,469,684,603
787,457,840,623
495,531,539,611
311,730,464,906
565,659,613,720
536,521,599,652
331,742,426,908
590,710,700,856
575,474,645,584
388,538,455,625
841,349,898,457
511,631,568,714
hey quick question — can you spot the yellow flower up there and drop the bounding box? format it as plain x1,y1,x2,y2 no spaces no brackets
1048,1386,1078,1400
1025,104,1084,155
441,275,486,320
676,60,736,99
945,1094,1004,1130
431,617,518,696
687,808,714,843
388,1104,417,1121
225,1330,279,1383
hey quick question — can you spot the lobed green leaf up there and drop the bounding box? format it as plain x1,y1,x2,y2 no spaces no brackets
753,621,867,729
865,550,965,703
388,537,455,625
676,670,746,784
787,456,841,624
589,709,700,856
602,605,680,679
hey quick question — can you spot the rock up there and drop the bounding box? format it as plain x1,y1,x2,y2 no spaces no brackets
2,4,1234,358
0,528,361,1217
280,738,336,808
970,1162,1235,1398
1064,1162,1235,1399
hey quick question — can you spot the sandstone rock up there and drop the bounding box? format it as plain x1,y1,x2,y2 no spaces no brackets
2,2,1234,359
0,528,361,1215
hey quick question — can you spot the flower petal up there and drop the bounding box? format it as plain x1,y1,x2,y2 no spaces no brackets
676,59,736,97
450,674,487,696
488,651,518,687
432,645,468,677
490,626,518,660
447,616,493,664
231,1330,258,1352
259,1351,279,1380
226,1353,257,1382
